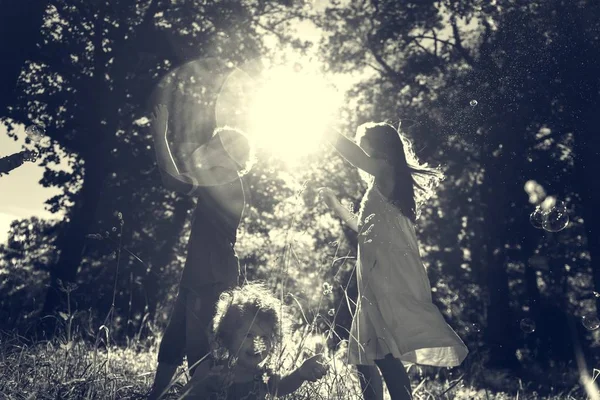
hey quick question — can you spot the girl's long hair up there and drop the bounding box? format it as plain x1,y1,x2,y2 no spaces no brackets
356,122,443,222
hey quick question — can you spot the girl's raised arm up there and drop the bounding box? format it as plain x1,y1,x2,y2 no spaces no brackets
326,126,391,179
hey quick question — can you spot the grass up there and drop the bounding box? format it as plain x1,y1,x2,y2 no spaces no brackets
1,321,598,400
2,204,599,399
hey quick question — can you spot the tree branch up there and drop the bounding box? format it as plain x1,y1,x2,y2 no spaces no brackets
479,17,495,68
408,20,475,67
366,62,385,75
369,49,404,85
450,16,476,66
411,38,436,58
255,21,291,46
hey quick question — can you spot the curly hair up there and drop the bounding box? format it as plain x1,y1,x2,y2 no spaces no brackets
210,282,288,361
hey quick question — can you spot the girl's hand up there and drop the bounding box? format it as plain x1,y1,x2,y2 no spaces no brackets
318,187,338,209
298,354,329,382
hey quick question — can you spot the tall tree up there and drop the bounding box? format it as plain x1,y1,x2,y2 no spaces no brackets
0,0,48,114
3,0,304,325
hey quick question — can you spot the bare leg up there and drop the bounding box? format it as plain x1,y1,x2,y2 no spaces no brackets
356,364,384,400
375,354,412,400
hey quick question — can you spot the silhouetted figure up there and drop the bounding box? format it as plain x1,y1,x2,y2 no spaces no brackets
147,104,256,400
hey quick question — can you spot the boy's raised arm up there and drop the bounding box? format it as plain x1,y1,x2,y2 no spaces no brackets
150,104,227,194
151,105,183,177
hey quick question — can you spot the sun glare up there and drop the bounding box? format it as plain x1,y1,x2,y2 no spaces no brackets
246,66,343,163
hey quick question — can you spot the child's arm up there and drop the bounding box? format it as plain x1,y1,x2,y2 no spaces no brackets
150,104,233,194
267,354,328,396
319,187,359,232
326,126,392,178
150,104,181,179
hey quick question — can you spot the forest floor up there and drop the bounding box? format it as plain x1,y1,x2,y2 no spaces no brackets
0,324,597,400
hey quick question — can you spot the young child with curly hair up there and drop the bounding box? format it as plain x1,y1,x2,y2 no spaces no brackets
182,282,329,399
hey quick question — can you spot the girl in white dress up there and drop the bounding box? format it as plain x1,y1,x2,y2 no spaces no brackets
320,122,468,400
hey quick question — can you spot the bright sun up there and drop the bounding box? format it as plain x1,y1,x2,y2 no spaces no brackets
245,65,343,162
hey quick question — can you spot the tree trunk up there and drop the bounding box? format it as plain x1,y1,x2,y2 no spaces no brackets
561,5,600,317
483,241,519,368
0,0,47,113
517,204,546,364
481,139,522,369
574,109,600,316
41,160,108,326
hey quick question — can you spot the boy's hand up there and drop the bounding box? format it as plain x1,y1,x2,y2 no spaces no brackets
151,104,169,133
298,354,329,382
318,187,338,209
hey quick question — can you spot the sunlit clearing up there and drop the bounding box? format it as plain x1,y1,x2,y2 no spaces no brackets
247,66,343,163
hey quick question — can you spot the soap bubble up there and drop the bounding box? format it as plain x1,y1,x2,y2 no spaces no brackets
25,124,45,142
581,314,600,331
541,200,569,232
520,318,536,333
469,100,478,107
529,207,544,229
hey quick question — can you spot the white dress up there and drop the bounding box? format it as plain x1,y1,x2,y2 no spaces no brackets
347,185,468,367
